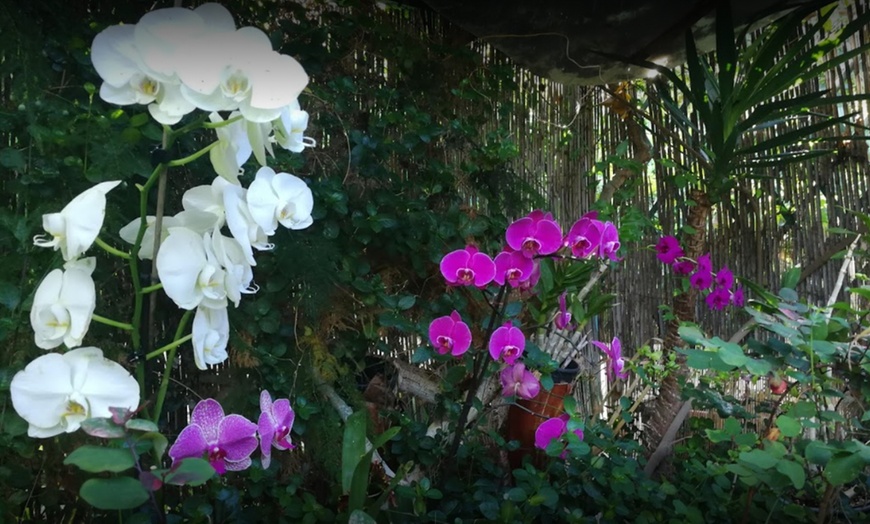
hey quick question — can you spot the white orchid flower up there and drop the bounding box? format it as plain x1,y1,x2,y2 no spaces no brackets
182,177,231,226
156,228,229,310
30,258,97,350
247,167,314,235
223,183,271,266
208,112,253,184
274,101,316,153
10,346,140,438
119,210,215,260
211,233,256,306
33,181,122,261
192,305,230,370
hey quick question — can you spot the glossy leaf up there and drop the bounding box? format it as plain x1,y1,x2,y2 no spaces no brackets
79,477,149,510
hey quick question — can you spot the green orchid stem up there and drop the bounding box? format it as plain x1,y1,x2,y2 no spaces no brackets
95,237,131,260
146,333,192,361
91,314,135,331
168,141,218,167
201,114,244,129
140,282,164,294
450,285,510,458
152,310,193,424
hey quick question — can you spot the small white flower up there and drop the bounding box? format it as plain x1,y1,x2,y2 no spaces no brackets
10,346,140,438
192,305,229,370
30,258,97,350
33,181,122,261
247,166,314,235
208,111,253,184
274,101,316,153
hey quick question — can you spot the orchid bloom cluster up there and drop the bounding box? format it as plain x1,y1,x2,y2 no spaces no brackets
430,209,624,450
655,235,745,311
168,391,295,474
591,336,627,383
534,414,584,456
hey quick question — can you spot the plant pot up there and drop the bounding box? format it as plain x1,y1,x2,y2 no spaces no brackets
506,361,579,470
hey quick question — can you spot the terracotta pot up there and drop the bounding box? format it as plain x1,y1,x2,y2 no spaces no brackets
506,362,578,470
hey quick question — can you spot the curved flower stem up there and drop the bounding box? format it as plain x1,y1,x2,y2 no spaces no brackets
201,114,244,129
140,283,164,294
151,309,193,424
91,314,134,331
450,285,510,457
94,237,131,260
167,141,218,167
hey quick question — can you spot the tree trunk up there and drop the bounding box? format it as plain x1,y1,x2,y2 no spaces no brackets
644,189,711,468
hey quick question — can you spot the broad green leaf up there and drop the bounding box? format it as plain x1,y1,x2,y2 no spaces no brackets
139,431,169,461
789,401,817,418
349,510,377,524
718,342,747,366
824,453,867,486
776,460,806,489
678,325,707,345
744,358,772,376
370,426,400,450
349,449,374,513
734,432,759,448
79,477,149,510
775,415,801,438
80,418,126,439
125,419,158,433
64,445,135,473
781,267,801,290
739,449,778,469
396,295,416,310
342,409,368,494
163,458,214,486
804,441,833,466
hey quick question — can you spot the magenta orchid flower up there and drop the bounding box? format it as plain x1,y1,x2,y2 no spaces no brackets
488,322,525,364
428,311,472,357
439,246,496,288
554,291,574,330
696,253,712,274
500,363,540,400
258,390,295,470
168,399,258,475
714,266,734,289
534,414,584,455
731,286,745,307
655,236,684,264
596,221,621,261
564,214,601,258
505,213,562,259
689,270,713,290
672,259,695,275
591,336,628,382
517,261,541,292
705,287,732,310
493,250,535,287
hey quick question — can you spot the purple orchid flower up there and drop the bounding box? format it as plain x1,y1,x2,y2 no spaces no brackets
517,260,541,292
554,291,574,330
505,213,562,259
689,270,713,290
655,236,684,265
258,390,295,470
564,213,601,258
672,259,695,275
705,287,732,310
440,245,496,288
591,336,628,382
696,253,712,274
714,266,734,289
731,286,745,307
493,250,535,287
168,399,258,475
534,414,584,455
488,322,525,364
428,310,472,357
596,221,621,261
500,363,540,400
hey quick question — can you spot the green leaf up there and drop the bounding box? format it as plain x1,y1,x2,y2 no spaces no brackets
739,449,778,469
734,432,759,448
776,415,801,438
781,267,801,290
348,510,377,524
776,460,806,489
804,441,833,466
370,427,400,450
342,410,368,494
718,342,748,366
0,148,25,170
139,431,168,461
744,358,772,376
163,458,215,487
125,419,158,433
789,401,817,419
80,417,126,439
349,449,374,513
64,445,135,473
396,295,416,310
678,325,706,345
824,453,867,486
0,281,21,310
79,477,149,510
